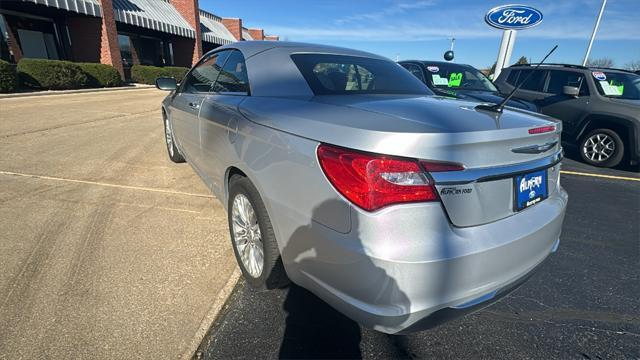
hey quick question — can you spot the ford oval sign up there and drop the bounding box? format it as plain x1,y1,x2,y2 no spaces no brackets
485,4,543,30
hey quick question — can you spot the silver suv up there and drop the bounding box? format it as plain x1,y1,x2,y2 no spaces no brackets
494,64,640,168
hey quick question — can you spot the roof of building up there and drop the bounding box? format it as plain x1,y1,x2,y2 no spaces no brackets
112,0,195,38
199,10,236,45
16,0,275,45
18,0,101,17
242,28,253,41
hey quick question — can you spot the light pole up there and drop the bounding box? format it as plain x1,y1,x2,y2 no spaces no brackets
582,0,607,66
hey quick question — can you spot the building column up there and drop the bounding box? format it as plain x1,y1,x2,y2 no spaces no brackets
5,25,23,62
248,28,264,41
222,18,242,41
170,0,202,65
97,0,123,76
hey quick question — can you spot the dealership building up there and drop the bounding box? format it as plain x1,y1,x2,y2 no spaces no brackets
0,0,278,78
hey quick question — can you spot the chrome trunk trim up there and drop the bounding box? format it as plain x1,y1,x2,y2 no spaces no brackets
431,149,563,185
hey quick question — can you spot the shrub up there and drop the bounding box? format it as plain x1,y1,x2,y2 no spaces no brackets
77,63,122,87
131,64,189,85
0,60,17,93
17,58,88,90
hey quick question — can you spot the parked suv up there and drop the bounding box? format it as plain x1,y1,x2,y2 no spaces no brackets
495,64,640,168
399,61,537,112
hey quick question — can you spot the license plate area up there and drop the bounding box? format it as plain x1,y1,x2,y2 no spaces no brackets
514,169,548,211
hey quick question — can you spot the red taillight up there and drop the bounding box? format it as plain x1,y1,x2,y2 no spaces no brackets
420,160,465,172
317,144,440,211
528,125,556,134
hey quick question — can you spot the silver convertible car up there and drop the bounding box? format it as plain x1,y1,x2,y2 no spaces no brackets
156,41,567,334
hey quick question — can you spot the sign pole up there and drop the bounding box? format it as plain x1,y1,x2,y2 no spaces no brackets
582,0,607,66
494,29,517,80
485,5,543,78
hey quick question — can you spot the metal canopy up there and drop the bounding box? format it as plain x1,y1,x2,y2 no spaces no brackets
112,0,195,38
242,28,252,41
17,0,101,17
199,10,235,45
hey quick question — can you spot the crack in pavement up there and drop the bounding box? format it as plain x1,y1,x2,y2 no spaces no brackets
0,109,158,139
0,170,215,199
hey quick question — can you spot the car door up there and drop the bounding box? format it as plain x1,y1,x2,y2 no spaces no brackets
199,49,249,197
536,70,591,135
171,52,225,165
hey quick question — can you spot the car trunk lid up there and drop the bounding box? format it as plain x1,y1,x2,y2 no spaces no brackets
239,95,562,226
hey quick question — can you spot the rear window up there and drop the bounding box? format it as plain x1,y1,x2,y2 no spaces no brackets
515,69,547,92
420,63,497,92
291,54,432,95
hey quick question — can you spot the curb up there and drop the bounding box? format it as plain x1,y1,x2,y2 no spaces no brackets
180,266,241,360
0,85,155,99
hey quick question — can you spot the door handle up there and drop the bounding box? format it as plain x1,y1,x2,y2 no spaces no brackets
188,102,200,110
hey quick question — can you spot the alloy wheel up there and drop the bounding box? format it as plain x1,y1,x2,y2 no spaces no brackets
583,133,615,163
231,194,264,278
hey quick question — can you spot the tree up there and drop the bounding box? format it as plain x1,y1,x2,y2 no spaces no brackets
515,56,528,65
624,60,640,71
586,57,614,68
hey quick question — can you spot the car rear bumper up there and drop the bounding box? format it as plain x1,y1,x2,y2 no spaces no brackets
285,187,568,334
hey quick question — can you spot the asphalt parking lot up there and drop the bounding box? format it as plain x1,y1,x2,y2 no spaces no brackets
197,160,639,359
1,89,638,360
0,89,238,359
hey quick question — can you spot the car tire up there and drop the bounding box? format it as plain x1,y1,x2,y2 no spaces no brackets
228,175,289,290
163,114,185,163
579,128,624,168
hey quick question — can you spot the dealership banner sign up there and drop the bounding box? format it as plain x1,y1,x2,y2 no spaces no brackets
485,4,543,30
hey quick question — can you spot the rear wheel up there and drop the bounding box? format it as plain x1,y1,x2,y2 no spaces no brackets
228,175,289,289
579,128,624,168
163,114,185,163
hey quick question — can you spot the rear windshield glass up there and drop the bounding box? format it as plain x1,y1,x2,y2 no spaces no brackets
291,54,433,95
592,72,640,100
422,63,497,92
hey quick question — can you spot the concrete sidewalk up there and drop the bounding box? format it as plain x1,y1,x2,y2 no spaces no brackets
0,84,154,100
0,88,238,359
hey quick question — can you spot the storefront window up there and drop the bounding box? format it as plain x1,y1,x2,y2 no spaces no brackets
0,14,13,62
118,34,133,66
4,13,61,60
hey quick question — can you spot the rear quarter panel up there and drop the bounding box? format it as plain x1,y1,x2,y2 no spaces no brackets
227,115,353,260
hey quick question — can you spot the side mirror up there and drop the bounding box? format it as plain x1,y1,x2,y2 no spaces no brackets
562,85,579,97
156,77,177,91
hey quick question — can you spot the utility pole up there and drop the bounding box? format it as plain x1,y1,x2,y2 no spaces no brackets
582,0,607,66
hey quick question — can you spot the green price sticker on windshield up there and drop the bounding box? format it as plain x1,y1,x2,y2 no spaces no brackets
448,73,462,87
610,80,624,95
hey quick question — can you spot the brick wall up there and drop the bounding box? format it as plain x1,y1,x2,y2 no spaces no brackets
5,23,23,62
264,35,279,41
97,0,123,75
222,18,242,41
248,29,264,41
170,0,202,65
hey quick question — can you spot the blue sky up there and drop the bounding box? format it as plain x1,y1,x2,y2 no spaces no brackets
200,0,640,69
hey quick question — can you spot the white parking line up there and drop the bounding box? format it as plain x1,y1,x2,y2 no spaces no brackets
560,170,640,182
0,170,215,198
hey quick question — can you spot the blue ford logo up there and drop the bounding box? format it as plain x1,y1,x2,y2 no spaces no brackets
485,4,543,30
